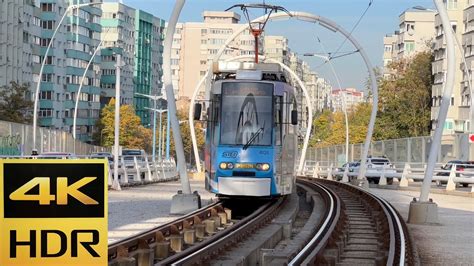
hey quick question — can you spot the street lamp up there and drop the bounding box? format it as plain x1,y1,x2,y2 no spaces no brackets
73,29,111,141
32,2,102,150
112,53,124,191
137,93,166,162
145,106,168,162
304,37,350,165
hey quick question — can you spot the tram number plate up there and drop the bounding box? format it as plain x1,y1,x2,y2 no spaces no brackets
236,163,254,169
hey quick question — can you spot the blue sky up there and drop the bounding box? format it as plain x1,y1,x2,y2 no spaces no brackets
116,0,434,91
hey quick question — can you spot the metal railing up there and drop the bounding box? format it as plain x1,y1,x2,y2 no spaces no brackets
0,154,179,187
303,160,474,192
306,133,473,166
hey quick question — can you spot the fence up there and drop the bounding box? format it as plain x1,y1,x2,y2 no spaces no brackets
306,133,473,167
0,120,106,156
302,160,474,193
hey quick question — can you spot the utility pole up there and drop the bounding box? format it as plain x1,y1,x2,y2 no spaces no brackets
408,0,453,224
165,0,201,215
112,54,122,191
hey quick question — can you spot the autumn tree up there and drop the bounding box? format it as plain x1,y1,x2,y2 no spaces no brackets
94,99,152,151
377,51,433,138
0,82,33,123
165,110,205,166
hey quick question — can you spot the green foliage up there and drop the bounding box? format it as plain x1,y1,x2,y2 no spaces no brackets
166,110,205,165
94,99,152,151
310,51,433,147
378,51,433,137
0,82,33,123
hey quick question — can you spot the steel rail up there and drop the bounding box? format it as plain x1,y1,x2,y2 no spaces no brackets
296,178,411,265
108,200,222,261
164,197,285,265
289,179,339,265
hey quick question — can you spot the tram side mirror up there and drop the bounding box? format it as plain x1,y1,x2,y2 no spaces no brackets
194,103,202,120
291,110,298,125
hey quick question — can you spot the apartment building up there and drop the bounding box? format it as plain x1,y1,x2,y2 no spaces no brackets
0,0,103,142
382,33,398,78
383,8,435,75
331,88,365,112
264,35,290,65
432,0,469,134
100,2,166,126
0,0,24,87
461,0,474,133
177,11,258,100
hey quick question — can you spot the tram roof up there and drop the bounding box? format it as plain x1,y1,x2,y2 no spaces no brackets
213,61,282,74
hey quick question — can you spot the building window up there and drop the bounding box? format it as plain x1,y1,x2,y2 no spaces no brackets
447,0,458,9
41,3,54,12
38,108,53,117
39,91,52,100
404,41,415,53
41,20,54,30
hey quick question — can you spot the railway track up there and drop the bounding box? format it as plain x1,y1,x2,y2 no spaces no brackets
289,177,415,265
108,197,284,266
109,177,414,266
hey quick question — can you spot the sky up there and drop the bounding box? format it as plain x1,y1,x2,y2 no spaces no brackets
114,0,434,92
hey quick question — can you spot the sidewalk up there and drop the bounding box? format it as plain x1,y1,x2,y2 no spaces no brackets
371,188,474,265
108,180,214,243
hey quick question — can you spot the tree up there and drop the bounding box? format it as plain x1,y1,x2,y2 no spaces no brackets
165,110,206,166
0,82,33,123
377,51,433,138
94,99,152,151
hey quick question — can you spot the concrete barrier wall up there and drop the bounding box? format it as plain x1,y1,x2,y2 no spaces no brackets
0,120,106,155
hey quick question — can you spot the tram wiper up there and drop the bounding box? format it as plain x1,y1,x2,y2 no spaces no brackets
243,125,264,150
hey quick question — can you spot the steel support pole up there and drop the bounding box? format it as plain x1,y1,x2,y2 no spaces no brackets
419,0,456,202
152,100,157,161
164,0,191,194
73,36,106,141
166,111,170,160
311,39,350,164
158,111,163,159
112,54,122,191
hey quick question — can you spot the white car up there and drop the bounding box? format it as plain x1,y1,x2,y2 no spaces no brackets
350,156,397,184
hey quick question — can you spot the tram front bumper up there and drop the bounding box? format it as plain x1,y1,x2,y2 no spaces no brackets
217,177,271,196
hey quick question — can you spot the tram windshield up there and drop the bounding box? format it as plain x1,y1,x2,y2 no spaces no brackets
220,82,273,146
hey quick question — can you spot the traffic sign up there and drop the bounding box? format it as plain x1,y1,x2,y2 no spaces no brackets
0,159,108,266
470,134,474,143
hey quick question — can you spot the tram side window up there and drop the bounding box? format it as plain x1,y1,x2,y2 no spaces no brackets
289,96,297,134
274,96,283,145
212,95,220,146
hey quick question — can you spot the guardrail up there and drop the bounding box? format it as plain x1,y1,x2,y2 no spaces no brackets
303,160,474,193
110,156,179,186
0,155,179,187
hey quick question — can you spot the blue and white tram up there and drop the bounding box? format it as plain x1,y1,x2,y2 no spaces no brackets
196,62,298,197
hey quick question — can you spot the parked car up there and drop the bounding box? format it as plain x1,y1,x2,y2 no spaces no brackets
334,161,359,181
90,152,114,162
436,160,474,187
350,156,397,184
37,152,77,159
121,149,147,168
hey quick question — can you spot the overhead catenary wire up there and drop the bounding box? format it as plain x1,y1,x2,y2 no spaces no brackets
331,0,373,59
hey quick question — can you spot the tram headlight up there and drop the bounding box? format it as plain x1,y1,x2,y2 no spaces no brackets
219,162,228,169
219,162,234,170
256,163,270,171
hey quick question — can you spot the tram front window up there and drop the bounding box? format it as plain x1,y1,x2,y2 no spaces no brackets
220,82,273,146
